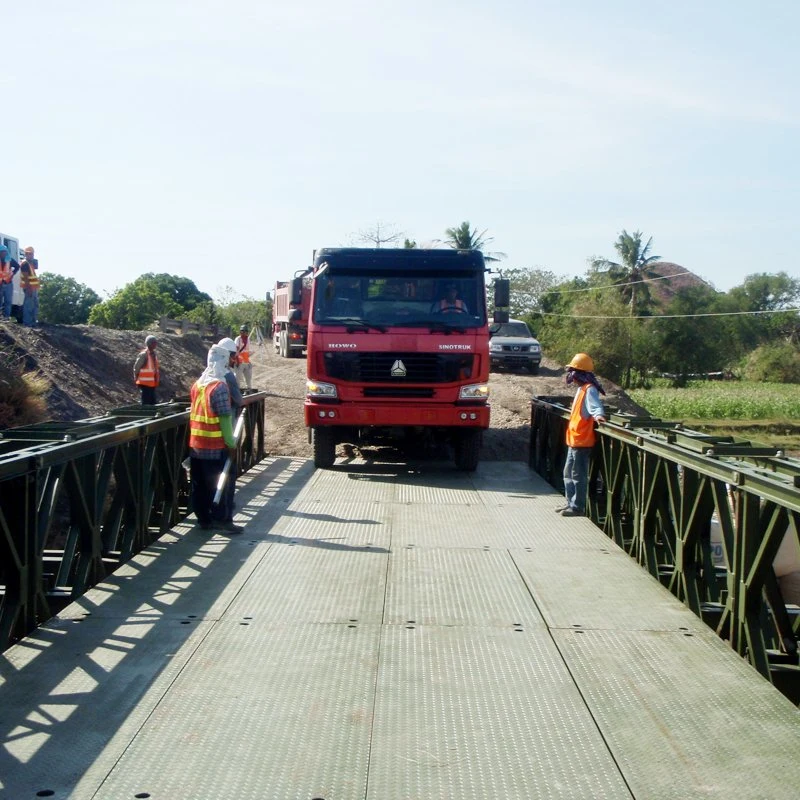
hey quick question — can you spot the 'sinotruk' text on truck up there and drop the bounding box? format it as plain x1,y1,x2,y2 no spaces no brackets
304,248,509,470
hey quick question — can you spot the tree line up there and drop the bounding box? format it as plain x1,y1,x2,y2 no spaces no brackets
35,225,800,386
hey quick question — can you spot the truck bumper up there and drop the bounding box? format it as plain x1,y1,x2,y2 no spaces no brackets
305,401,490,429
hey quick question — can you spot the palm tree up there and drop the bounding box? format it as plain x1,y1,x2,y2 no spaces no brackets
592,230,661,317
443,221,506,262
593,230,662,388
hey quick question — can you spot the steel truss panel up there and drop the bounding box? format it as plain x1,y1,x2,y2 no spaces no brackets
226,542,389,623
553,627,800,798
512,547,707,632
368,625,631,799
89,622,379,800
0,614,215,800
384,547,546,627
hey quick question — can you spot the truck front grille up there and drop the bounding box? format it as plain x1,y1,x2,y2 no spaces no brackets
324,352,474,383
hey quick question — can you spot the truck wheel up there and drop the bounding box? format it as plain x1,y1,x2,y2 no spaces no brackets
313,428,337,468
454,430,481,471
527,363,540,375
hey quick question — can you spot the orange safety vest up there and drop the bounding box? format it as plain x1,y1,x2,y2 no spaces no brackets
566,384,597,448
0,263,12,284
135,349,160,387
21,261,39,290
437,298,466,313
189,381,226,450
237,336,250,363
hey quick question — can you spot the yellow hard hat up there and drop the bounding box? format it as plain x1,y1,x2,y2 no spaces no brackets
568,353,594,372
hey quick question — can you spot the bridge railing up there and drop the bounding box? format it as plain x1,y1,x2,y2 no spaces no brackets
0,392,266,651
530,396,800,702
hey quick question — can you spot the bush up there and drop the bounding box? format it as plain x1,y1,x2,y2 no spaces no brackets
741,342,800,384
0,348,49,428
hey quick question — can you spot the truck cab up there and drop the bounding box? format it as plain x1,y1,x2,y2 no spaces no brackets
304,248,508,470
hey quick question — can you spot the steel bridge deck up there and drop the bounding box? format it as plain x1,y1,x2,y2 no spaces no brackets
1,458,798,799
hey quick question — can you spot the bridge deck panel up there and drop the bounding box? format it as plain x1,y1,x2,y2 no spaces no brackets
1,458,798,799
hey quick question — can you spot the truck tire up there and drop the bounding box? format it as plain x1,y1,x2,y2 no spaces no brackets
527,363,540,375
313,427,337,468
454,429,481,471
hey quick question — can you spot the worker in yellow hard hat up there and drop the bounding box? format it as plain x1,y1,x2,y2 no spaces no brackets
556,353,606,517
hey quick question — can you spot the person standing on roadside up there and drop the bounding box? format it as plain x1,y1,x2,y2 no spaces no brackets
0,246,17,319
556,353,606,518
19,246,40,327
189,344,242,534
133,335,160,405
234,324,252,389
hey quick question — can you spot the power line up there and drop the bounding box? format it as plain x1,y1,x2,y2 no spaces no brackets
538,270,697,296
537,308,800,320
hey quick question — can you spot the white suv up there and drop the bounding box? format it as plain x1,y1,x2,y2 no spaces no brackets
489,319,542,374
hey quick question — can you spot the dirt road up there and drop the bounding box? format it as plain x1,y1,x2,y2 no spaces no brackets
250,341,644,462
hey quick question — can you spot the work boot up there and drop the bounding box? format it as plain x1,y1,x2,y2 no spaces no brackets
218,521,244,535
560,508,583,517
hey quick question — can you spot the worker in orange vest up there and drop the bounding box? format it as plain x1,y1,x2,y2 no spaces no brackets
234,324,252,389
189,345,241,534
19,246,40,327
133,335,160,405
431,282,469,314
556,353,606,517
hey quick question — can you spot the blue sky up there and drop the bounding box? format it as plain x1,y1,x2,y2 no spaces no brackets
4,1,799,303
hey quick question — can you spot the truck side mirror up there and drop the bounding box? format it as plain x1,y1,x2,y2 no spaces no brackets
493,278,510,308
290,277,303,306
493,310,509,323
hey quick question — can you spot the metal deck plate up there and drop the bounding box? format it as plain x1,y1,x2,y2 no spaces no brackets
368,625,632,799
226,543,389,623
511,547,707,632
384,547,545,627
267,499,393,549
553,628,800,798
0,615,214,799
91,622,380,800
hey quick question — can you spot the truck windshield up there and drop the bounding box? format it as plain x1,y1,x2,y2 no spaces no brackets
313,271,485,328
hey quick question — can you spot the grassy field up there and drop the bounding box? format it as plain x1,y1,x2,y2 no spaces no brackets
627,381,800,455
628,381,800,420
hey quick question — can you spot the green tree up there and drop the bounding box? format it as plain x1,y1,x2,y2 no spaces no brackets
591,230,662,386
591,230,662,317
444,221,506,262
88,274,211,330
500,267,559,319
38,273,101,324
648,285,728,384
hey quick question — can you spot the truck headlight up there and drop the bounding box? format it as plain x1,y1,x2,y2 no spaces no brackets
459,383,489,400
489,342,502,352
306,380,338,399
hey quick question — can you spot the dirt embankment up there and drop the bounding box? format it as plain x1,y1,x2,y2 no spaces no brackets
1,322,646,461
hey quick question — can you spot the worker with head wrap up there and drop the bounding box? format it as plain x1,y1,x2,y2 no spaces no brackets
133,335,160,405
189,345,242,534
556,353,606,518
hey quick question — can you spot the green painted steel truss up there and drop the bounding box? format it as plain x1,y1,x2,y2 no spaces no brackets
530,397,800,703
0,394,266,650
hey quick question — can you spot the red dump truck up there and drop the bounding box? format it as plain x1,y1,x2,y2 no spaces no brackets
304,247,509,470
272,270,312,358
